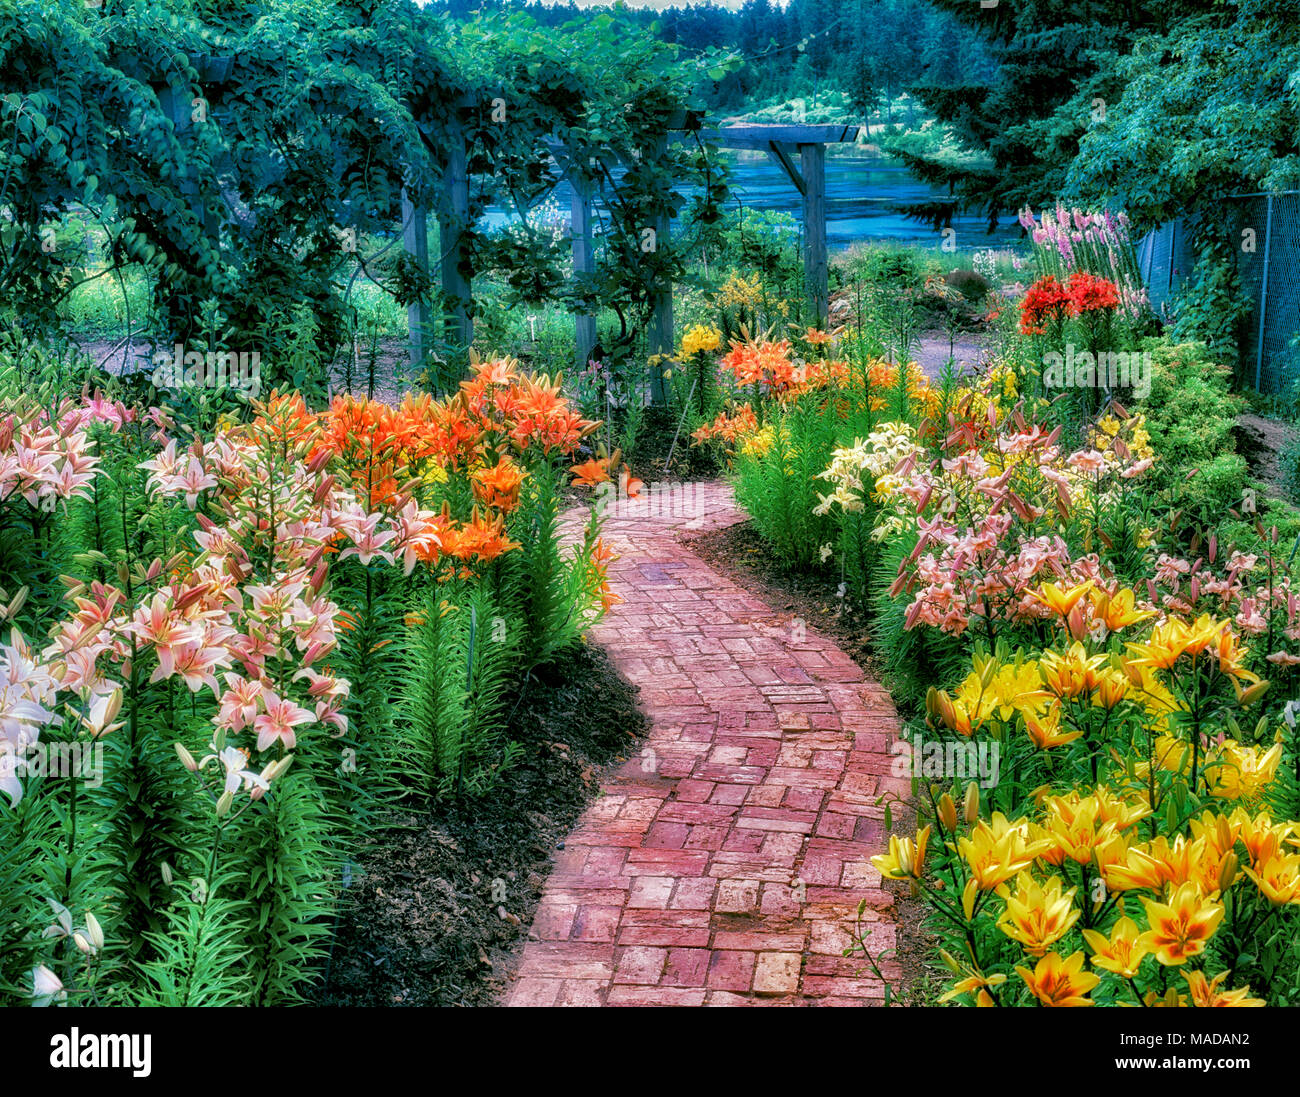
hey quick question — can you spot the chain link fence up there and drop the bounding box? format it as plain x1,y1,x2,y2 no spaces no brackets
1137,192,1300,395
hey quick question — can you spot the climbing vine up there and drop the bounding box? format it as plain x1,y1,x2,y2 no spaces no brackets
0,0,736,397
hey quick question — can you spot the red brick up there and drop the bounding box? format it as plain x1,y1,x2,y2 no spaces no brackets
707,950,756,991
714,878,761,914
662,948,711,987
572,906,622,943
532,903,576,940
503,486,906,1008
754,952,802,995
627,875,675,908
613,946,667,985
670,876,718,909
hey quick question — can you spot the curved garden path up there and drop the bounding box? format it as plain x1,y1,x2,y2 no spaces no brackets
504,482,908,1006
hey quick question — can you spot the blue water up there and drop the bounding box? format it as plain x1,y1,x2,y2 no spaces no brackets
482,152,1024,253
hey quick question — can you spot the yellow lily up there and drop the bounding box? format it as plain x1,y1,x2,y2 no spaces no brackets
1082,916,1149,979
1040,643,1109,700
1015,950,1100,1006
1023,706,1084,750
1029,580,1095,619
997,872,1081,956
870,825,931,880
1089,587,1156,631
1138,882,1225,965
1182,969,1265,1007
958,812,1054,890
1206,738,1283,801
1243,850,1300,905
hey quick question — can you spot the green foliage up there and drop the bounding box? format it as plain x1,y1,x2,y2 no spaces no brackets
0,781,62,999
709,208,801,287
1170,236,1254,378
869,530,968,712
131,887,254,1007
1138,339,1248,528
2,0,735,395
839,244,932,293
226,769,341,1005
399,574,517,797
1069,0,1300,227
734,399,841,571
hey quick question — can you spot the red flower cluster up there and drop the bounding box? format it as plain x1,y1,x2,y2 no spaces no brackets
1019,272,1121,335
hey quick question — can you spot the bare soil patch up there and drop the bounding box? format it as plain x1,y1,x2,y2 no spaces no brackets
313,643,649,1007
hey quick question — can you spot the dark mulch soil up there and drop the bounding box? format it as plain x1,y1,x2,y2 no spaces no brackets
312,643,648,1007
684,517,939,1005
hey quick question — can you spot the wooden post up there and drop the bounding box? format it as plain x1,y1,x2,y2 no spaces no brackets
438,113,473,357
647,131,671,406
571,165,596,374
800,142,828,328
402,187,432,378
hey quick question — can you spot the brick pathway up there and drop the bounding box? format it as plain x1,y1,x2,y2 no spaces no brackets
504,482,908,1006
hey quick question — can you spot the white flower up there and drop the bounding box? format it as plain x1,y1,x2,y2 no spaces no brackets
31,965,64,1007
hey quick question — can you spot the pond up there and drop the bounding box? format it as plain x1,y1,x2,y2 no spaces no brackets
482,151,1025,255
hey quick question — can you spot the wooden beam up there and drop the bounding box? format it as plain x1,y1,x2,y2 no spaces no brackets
437,113,473,358
401,187,432,380
570,164,597,374
800,143,828,328
766,141,805,197
696,123,859,151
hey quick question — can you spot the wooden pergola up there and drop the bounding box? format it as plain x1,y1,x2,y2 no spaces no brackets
152,65,859,401
403,120,861,399
699,123,860,330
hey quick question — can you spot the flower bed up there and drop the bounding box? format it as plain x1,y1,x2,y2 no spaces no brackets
693,283,1300,1005
0,354,614,1005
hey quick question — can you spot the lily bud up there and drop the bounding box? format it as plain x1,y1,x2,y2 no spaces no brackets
938,948,961,975
961,877,978,921
215,790,234,817
85,912,104,951
963,781,980,825
161,862,174,886
174,743,198,772
938,793,958,833
73,932,92,955
1216,814,1234,854
1066,603,1088,642
1218,851,1239,893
